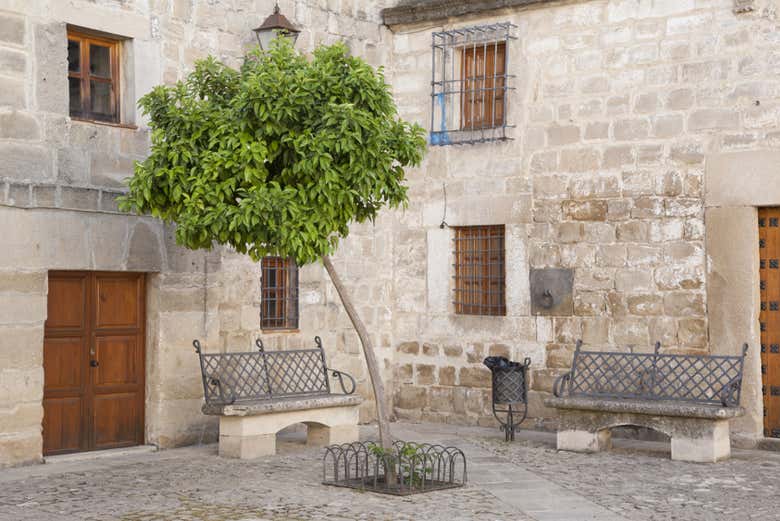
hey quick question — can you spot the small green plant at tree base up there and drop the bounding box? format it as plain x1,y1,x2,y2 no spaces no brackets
367,442,433,487
118,37,426,460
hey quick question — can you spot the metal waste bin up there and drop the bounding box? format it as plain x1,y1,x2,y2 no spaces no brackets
484,356,531,441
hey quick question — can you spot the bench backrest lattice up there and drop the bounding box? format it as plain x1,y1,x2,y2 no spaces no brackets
194,336,356,406
553,341,749,407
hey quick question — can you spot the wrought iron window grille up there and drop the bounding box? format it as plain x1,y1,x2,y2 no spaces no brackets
430,22,517,146
261,256,299,330
452,225,506,316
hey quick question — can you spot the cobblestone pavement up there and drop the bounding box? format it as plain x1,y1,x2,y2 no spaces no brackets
0,423,778,521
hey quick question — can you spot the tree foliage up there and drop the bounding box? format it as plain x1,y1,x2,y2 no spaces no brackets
120,39,426,265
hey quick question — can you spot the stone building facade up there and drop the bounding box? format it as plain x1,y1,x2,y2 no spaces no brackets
1,0,779,467
382,0,775,445
0,0,396,467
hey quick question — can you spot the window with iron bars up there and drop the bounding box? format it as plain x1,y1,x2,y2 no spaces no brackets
261,256,299,330
431,23,516,146
453,225,506,316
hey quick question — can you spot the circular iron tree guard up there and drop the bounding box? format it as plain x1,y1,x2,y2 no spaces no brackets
323,441,467,496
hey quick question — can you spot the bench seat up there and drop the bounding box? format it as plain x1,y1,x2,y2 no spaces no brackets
545,396,744,463
203,394,362,459
547,396,744,419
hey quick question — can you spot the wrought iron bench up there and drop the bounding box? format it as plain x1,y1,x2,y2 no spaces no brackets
195,336,362,459
545,340,749,462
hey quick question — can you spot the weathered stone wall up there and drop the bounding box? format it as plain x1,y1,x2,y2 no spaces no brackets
0,0,396,466
386,0,780,440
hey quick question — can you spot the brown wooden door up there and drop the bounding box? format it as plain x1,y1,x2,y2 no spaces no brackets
44,271,145,455
760,209,780,438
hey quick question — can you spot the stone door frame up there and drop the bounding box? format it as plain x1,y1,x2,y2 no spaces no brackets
704,150,780,444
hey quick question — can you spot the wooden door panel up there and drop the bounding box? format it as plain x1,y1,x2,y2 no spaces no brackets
93,393,139,448
760,208,780,438
46,276,87,330
94,276,139,329
42,397,82,454
43,338,84,391
44,271,145,455
93,335,137,386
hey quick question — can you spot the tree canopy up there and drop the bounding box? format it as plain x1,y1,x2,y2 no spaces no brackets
120,39,426,265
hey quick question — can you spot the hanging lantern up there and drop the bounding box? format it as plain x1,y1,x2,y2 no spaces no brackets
253,2,301,50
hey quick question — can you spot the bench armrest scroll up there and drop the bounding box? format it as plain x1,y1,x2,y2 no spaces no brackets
719,376,742,407
553,371,572,398
326,368,357,395
203,375,237,405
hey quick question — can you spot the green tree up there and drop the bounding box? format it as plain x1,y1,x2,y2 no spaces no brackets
119,39,426,453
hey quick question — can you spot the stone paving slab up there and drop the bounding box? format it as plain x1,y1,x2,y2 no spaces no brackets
461,450,624,521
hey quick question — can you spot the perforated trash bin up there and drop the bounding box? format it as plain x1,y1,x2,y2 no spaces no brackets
483,356,531,441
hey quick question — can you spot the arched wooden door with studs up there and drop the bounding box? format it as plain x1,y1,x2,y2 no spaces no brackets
43,271,145,455
760,208,780,438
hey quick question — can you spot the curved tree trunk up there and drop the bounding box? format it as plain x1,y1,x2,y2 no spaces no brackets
322,254,394,452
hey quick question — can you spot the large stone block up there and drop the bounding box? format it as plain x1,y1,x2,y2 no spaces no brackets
564,200,607,221
0,75,25,108
88,216,131,270
0,271,45,294
439,366,456,386
458,367,490,388
0,432,42,468
0,367,43,406
581,317,610,344
56,147,90,184
7,182,30,206
615,269,654,292
546,124,580,146
0,143,52,180
559,148,600,172
0,326,43,369
34,22,68,113
60,187,99,211
614,118,650,141
90,153,136,188
0,48,26,75
0,110,39,140
607,0,694,22
603,145,634,168
394,385,427,409
612,317,649,346
0,402,42,433
0,12,26,45
127,222,163,271
0,294,46,325
415,363,436,385
397,341,419,355
689,109,740,131
663,292,704,316
678,318,707,347
627,294,663,316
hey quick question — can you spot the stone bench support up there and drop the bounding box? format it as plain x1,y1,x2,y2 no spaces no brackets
203,395,362,459
546,397,744,463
